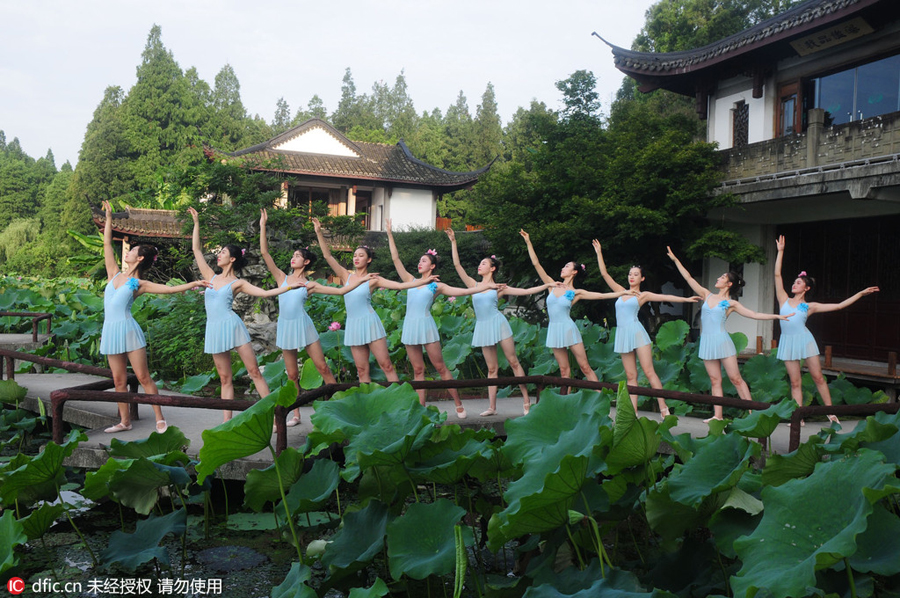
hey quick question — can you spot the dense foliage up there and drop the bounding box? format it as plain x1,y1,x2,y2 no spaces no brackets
3,380,899,597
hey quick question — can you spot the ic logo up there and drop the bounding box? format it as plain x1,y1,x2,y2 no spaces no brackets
7,578,25,595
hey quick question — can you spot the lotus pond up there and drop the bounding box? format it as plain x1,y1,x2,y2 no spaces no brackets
3,379,900,598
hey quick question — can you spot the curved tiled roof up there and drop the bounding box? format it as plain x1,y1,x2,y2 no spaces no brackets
92,206,184,238
601,0,883,91
229,118,491,191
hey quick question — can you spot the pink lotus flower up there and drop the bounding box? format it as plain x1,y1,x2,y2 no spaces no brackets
447,296,456,303
328,321,341,331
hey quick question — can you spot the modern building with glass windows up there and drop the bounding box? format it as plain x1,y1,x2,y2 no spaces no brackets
601,0,900,368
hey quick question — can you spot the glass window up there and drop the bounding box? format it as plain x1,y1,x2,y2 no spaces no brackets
813,53,900,126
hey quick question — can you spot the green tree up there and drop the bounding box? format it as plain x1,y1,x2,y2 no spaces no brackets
208,64,254,150
272,97,292,135
473,82,502,166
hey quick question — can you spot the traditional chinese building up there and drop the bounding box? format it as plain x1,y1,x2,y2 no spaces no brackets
603,0,900,366
229,119,491,232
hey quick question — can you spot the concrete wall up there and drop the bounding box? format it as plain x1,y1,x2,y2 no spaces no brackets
720,109,900,180
709,80,769,149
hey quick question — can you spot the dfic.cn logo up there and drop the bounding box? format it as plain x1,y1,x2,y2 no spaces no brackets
7,577,25,595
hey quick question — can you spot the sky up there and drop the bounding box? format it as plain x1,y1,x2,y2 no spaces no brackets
0,0,656,168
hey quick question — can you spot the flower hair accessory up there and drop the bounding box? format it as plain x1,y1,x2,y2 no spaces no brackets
490,255,497,260
241,248,246,256
798,271,807,277
580,264,586,271
426,249,438,256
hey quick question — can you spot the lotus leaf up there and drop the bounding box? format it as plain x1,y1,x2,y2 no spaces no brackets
441,334,474,370
20,502,65,540
654,320,689,352
760,437,826,487
322,499,389,575
101,508,186,571
262,358,288,388
386,498,466,580
300,357,324,390
309,383,441,481
348,577,389,598
728,400,795,438
731,450,899,598
406,426,495,484
179,372,215,394
666,433,758,508
244,447,304,512
107,425,190,461
503,389,608,467
0,379,27,404
272,561,316,598
823,409,900,453
83,457,134,502
0,509,26,575
0,429,86,507
195,392,277,483
646,482,720,544
845,503,900,576
278,458,340,516
708,503,762,559
740,354,790,403
108,458,188,515
525,563,678,597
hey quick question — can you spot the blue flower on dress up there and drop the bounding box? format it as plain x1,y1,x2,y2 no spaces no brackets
427,282,438,294
126,277,140,291
797,302,809,313
564,290,576,301
718,300,730,309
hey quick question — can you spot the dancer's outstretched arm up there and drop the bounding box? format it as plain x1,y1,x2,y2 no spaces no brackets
187,207,216,281
312,217,350,284
666,246,710,298
519,230,556,285
385,219,415,283
592,239,626,293
445,228,477,288
259,208,287,286
808,287,879,315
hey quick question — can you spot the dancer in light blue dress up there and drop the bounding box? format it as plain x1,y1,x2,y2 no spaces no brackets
519,230,628,389
260,209,373,425
667,246,790,422
100,201,210,434
387,220,501,416
189,207,300,422
313,217,437,383
775,235,878,424
447,229,553,416
594,240,700,416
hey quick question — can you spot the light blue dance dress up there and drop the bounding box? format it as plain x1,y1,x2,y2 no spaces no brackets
276,281,318,351
776,301,818,360
401,283,440,345
545,290,582,348
343,276,386,346
698,295,736,360
471,289,513,347
614,296,652,353
204,275,251,354
100,272,146,355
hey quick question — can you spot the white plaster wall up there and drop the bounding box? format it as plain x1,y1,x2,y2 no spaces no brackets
388,188,436,230
710,85,768,148
701,222,774,352
369,187,386,231
274,127,359,157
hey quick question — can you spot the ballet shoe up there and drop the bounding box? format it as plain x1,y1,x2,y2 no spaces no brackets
702,416,724,424
455,405,467,419
800,419,805,427
286,415,302,427
827,414,840,425
479,408,497,417
660,406,671,418
523,401,531,415
155,420,168,433
105,422,132,433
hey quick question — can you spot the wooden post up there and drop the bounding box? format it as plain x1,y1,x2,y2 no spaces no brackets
771,339,778,350
889,352,897,377
824,345,833,368
756,336,763,354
